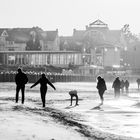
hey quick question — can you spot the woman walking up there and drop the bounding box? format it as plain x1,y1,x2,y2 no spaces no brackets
112,77,121,98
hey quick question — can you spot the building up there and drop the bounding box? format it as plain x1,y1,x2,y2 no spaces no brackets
0,51,82,72
41,29,60,51
61,20,126,72
0,27,60,51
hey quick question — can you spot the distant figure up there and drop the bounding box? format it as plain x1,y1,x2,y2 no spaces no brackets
136,78,140,90
124,80,129,94
120,80,125,94
15,68,28,104
69,90,79,106
96,76,107,105
30,73,56,107
112,77,121,98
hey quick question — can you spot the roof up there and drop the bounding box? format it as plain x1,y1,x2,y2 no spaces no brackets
89,19,107,26
0,28,58,43
44,30,58,41
0,28,10,36
72,28,123,46
6,28,31,43
73,29,86,40
60,36,76,48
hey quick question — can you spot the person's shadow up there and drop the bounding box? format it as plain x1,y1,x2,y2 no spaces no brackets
64,104,79,109
90,103,103,110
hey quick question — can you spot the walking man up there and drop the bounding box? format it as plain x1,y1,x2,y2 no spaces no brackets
136,78,140,90
112,77,121,98
15,68,28,104
30,73,56,107
124,80,129,94
96,76,107,105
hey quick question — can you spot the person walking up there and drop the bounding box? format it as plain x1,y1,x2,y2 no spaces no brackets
124,80,129,94
15,68,28,104
112,77,121,98
30,73,56,107
120,79,125,94
96,76,107,105
136,78,140,90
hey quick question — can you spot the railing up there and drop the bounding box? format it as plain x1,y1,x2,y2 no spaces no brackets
0,71,96,83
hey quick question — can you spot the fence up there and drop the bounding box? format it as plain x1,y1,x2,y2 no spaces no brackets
0,71,96,83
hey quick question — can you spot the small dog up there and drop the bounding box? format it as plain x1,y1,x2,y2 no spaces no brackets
69,90,79,106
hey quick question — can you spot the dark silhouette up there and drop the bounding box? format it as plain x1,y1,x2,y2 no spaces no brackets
120,80,125,94
124,80,129,94
96,76,107,105
136,78,140,90
30,73,56,107
112,77,121,98
15,68,28,104
69,90,79,106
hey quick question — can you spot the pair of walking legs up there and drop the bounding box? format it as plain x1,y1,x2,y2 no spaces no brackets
99,90,104,105
16,86,47,107
114,89,120,98
16,85,25,104
40,87,47,107
41,93,46,107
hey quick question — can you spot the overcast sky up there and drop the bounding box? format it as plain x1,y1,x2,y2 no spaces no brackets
0,0,140,35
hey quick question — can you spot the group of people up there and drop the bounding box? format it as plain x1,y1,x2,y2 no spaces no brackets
15,68,137,108
96,76,130,105
15,67,80,107
113,78,130,98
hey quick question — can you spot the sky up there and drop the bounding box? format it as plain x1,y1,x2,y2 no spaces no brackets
0,0,140,36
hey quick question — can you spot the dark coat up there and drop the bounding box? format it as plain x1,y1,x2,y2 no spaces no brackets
112,78,121,90
97,78,107,92
31,76,55,91
124,80,129,88
137,79,140,84
15,72,28,86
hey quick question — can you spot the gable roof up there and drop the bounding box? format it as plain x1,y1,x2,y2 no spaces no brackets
6,28,31,43
1,30,9,37
0,28,58,43
90,19,107,26
0,28,9,36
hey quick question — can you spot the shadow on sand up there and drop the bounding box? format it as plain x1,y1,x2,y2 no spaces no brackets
91,103,103,110
65,104,79,109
